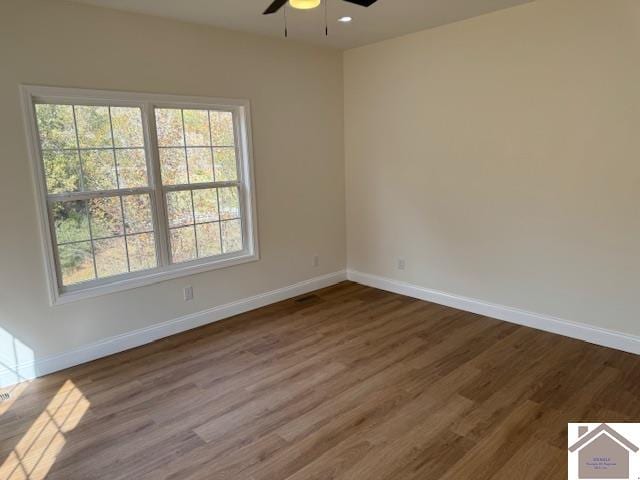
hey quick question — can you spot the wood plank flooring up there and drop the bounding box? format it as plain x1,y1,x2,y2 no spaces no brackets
1,281,639,479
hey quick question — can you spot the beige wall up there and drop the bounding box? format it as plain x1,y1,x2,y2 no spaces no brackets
0,0,345,366
3,0,640,379
345,0,640,336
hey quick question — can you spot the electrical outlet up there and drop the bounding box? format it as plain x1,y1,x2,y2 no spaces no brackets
184,286,194,301
312,254,320,268
397,258,406,271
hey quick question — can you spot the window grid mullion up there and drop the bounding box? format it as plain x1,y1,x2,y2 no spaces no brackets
107,107,121,191
107,107,132,274
47,187,153,203
190,190,199,259
162,181,240,193
71,104,98,279
41,146,147,152
216,188,224,254
180,109,200,259
181,110,191,184
86,203,100,280
119,195,132,273
71,106,86,193
56,230,155,247
207,110,216,183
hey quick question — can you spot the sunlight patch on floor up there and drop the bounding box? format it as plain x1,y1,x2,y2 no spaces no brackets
0,380,90,480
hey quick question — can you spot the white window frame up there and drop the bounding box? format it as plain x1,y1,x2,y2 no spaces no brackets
21,85,259,305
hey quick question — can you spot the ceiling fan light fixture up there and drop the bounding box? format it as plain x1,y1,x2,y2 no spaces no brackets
289,0,322,10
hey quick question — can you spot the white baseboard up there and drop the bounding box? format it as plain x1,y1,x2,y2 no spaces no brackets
347,269,640,356
5,268,635,388
0,270,347,388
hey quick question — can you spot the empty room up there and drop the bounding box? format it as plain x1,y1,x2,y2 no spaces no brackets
1,0,639,478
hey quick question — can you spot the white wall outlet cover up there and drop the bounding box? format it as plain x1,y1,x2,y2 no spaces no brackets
184,286,194,301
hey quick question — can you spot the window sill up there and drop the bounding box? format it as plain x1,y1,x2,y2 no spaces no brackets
52,251,259,305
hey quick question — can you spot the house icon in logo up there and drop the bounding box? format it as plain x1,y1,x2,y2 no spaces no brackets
569,424,639,479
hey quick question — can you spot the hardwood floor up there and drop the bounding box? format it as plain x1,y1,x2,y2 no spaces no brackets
1,281,639,479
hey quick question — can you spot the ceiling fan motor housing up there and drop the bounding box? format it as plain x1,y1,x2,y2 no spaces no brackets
263,0,378,16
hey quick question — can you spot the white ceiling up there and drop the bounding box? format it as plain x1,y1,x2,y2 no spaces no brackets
70,0,534,49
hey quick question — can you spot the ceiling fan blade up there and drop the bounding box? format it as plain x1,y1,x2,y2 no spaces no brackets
342,0,378,6
263,0,289,15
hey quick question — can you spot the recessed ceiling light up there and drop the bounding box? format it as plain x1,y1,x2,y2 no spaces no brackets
338,16,353,23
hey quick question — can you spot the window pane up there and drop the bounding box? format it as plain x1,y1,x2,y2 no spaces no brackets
184,110,210,146
94,236,128,278
90,197,124,239
82,150,117,191
111,107,144,147
116,148,148,188
210,111,234,146
218,186,240,220
43,150,81,194
166,190,194,227
155,109,184,147
221,219,243,254
187,148,214,184
35,104,77,150
75,106,113,149
170,226,197,263
160,148,188,185
127,233,157,272
196,223,221,258
52,200,90,244
193,188,219,223
58,242,94,286
123,194,153,234
213,147,238,182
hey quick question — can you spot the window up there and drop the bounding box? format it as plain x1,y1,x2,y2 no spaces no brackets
155,108,244,262
22,86,258,304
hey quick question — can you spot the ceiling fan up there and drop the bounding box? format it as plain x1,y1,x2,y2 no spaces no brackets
263,0,378,15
